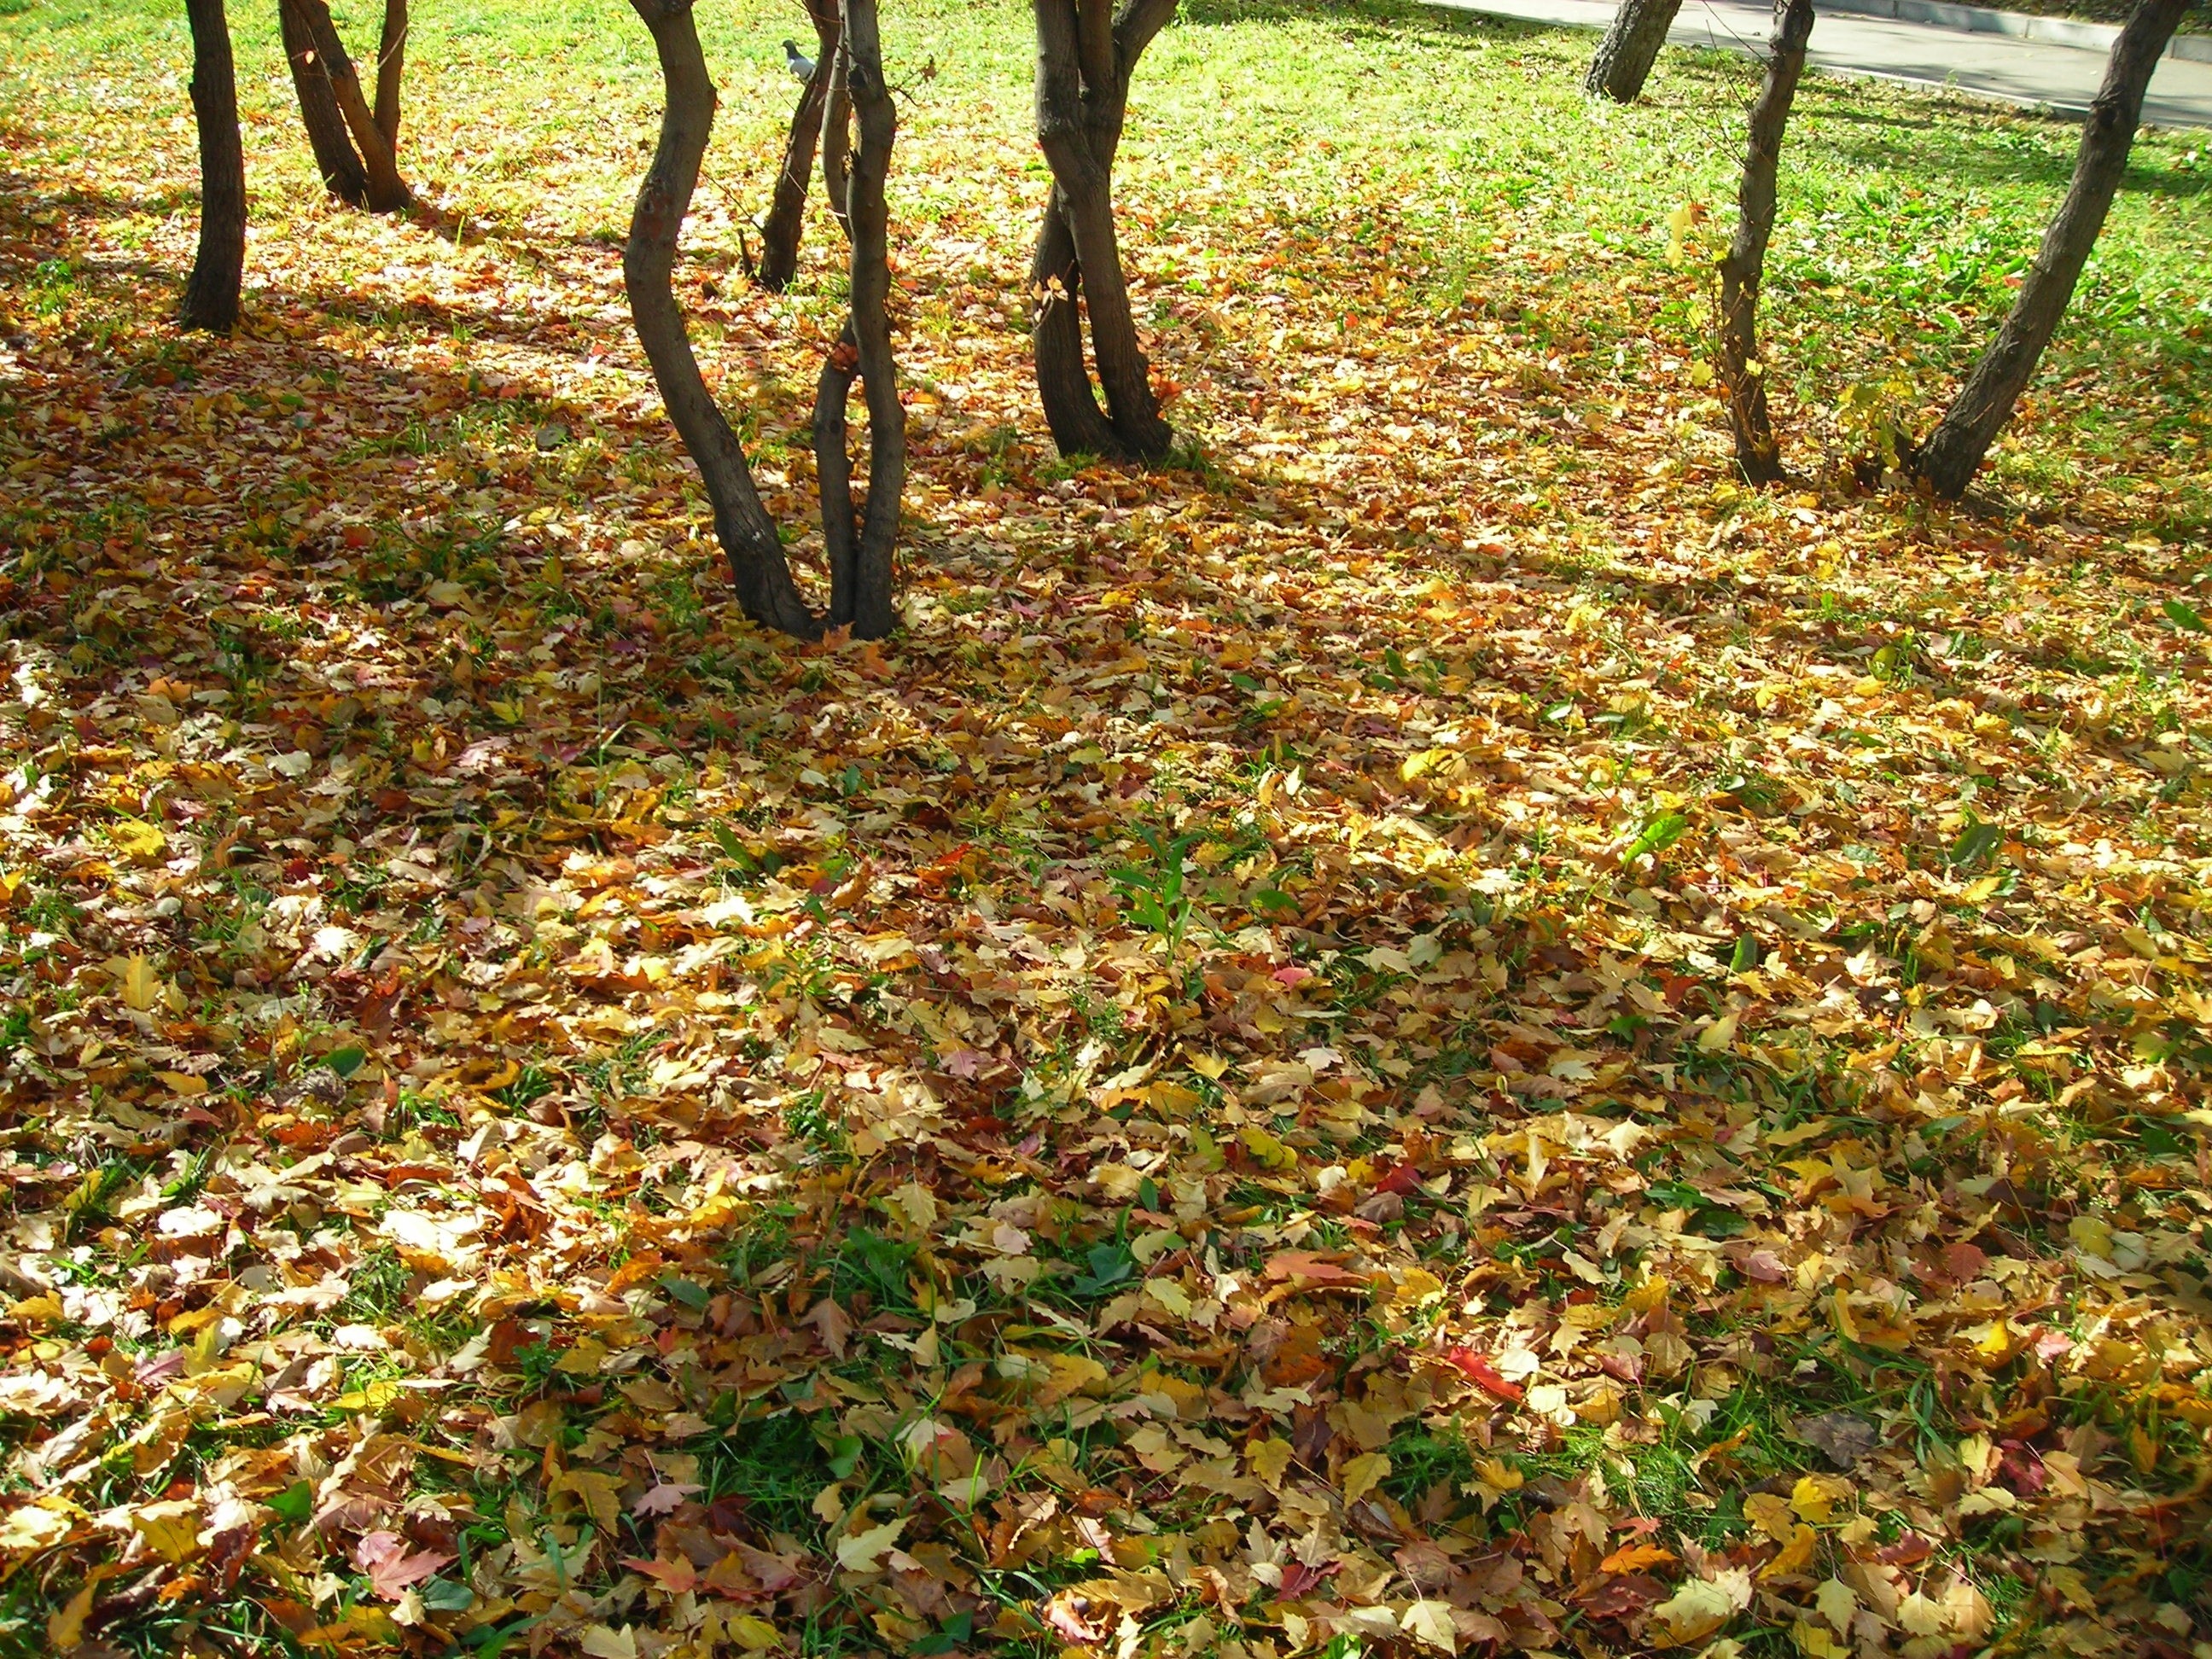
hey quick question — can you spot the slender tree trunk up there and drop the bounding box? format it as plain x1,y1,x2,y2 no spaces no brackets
626,0,822,638
1033,195,1120,457
835,0,903,637
1910,0,2186,500
181,0,247,334
625,0,905,641
1585,0,1684,103
281,0,369,207
1716,0,1812,486
374,0,408,148
759,0,841,292
819,37,853,242
1028,0,1178,463
281,0,411,212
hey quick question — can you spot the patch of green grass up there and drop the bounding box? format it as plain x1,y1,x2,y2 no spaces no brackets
690,1411,835,1534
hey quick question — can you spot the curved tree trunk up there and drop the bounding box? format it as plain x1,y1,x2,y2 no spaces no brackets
182,0,247,335
1028,0,1177,463
375,0,408,149
1585,0,1683,103
1716,0,1813,486
1910,0,2186,500
625,0,904,640
758,0,841,292
281,0,369,207
280,0,411,213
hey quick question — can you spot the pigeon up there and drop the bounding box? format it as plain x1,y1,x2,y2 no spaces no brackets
783,38,817,80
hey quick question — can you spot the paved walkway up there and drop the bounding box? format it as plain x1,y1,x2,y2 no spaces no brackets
1423,0,2212,128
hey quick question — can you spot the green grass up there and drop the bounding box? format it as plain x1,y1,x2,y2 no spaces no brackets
3,0,2207,521
3,2,2209,1654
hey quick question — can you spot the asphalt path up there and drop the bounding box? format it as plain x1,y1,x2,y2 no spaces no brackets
1423,0,2212,128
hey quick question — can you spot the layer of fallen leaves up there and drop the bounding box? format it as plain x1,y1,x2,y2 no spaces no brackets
2,3,2210,1659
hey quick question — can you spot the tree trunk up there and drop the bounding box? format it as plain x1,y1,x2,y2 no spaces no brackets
1716,0,1812,486
281,0,369,207
758,0,841,292
1028,0,1178,463
625,0,905,641
834,0,903,637
375,0,408,148
181,0,247,335
281,0,411,213
1909,0,2186,500
819,36,853,242
626,0,822,638
1585,0,1684,103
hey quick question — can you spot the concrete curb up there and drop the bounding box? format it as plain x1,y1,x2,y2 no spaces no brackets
1817,0,2212,62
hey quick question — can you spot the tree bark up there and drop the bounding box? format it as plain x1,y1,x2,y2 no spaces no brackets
1585,0,1684,103
375,0,408,148
281,0,411,213
626,0,822,638
758,0,841,292
1909,0,2186,500
181,0,247,335
819,34,853,242
1716,0,1812,486
1028,0,1178,463
281,0,369,207
834,0,903,637
625,0,905,641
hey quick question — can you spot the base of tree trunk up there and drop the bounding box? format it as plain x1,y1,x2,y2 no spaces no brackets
1027,0,1179,467
1910,0,2186,500
1716,0,1813,488
181,0,246,335
624,0,903,641
280,0,413,214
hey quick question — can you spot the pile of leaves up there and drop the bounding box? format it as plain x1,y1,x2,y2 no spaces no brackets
1,1,2209,1657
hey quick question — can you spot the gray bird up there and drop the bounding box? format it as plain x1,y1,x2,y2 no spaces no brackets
783,38,816,80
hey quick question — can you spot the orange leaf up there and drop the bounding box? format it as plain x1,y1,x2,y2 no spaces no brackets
1600,1543,1679,1575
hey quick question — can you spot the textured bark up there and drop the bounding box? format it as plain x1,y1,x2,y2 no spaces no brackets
1028,0,1178,463
1716,0,1813,486
281,0,411,212
374,0,408,148
819,38,853,242
626,0,821,638
758,0,841,293
181,0,246,335
1910,0,2186,500
1585,0,1684,103
624,0,904,640
281,0,368,207
832,0,903,637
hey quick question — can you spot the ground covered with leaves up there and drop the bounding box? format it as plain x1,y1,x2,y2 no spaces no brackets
2,0,2211,1656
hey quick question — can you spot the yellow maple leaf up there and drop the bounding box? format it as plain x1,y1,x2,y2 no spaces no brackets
1759,1523,1819,1579
1341,1450,1391,1506
119,953,161,1012
1246,1437,1294,1485
108,818,166,866
559,1470,626,1531
1790,1474,1852,1525
1743,1492,1796,1544
129,1499,202,1564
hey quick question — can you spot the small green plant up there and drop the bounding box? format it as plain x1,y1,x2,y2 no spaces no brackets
29,257,75,317
1623,809,1691,864
1947,816,2004,870
1110,825,1204,954
1835,374,1914,469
